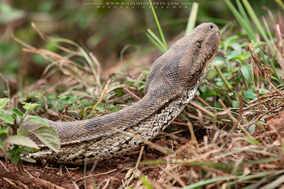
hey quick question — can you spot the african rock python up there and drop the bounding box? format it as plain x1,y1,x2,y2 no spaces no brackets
7,23,220,165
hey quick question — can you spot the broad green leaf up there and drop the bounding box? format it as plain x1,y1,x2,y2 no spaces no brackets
0,113,14,124
21,156,36,163
243,51,250,59
20,126,29,137
22,146,33,153
244,90,257,100
10,154,20,164
95,103,105,111
31,126,60,152
5,135,39,149
0,98,9,111
245,137,261,145
10,108,23,118
227,51,241,61
26,117,48,126
259,88,269,95
230,43,242,53
241,64,252,82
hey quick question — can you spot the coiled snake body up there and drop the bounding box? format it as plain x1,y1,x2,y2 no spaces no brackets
14,23,220,165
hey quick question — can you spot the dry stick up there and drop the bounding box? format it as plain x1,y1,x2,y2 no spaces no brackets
219,99,237,122
0,171,65,189
253,55,262,111
195,95,215,113
196,109,205,128
248,93,283,104
187,122,199,150
135,146,145,169
157,165,186,187
243,97,283,111
122,87,141,100
31,22,79,55
254,103,284,123
75,169,117,183
188,101,215,118
226,82,245,137
280,76,284,87
267,79,284,100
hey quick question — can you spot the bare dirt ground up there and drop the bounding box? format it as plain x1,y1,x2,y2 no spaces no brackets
0,137,177,188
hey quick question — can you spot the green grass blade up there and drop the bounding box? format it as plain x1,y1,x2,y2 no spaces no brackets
262,16,278,52
185,2,199,35
260,174,284,189
275,0,284,10
147,29,167,53
236,0,250,24
145,32,165,53
224,0,256,41
242,0,276,54
148,0,167,51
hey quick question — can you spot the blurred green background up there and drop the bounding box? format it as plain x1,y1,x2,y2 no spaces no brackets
0,0,278,97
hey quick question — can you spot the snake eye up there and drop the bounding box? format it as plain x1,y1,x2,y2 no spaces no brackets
196,41,201,48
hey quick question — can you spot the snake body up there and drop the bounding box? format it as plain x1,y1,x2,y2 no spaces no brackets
14,23,220,165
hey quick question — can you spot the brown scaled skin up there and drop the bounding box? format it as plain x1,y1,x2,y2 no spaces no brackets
8,23,220,165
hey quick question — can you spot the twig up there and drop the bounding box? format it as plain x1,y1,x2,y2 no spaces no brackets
122,87,141,100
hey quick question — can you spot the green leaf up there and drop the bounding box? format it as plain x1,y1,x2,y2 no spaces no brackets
0,126,9,135
232,100,239,108
22,146,33,153
244,90,257,100
0,140,5,149
21,102,40,111
30,126,60,152
245,137,261,145
10,108,23,118
0,113,14,124
241,64,252,82
249,125,256,134
95,103,105,111
259,88,269,95
20,126,29,137
227,51,241,61
10,154,20,164
21,156,36,163
140,176,153,189
0,98,9,111
243,51,250,59
230,43,242,53
26,117,48,126
5,135,39,149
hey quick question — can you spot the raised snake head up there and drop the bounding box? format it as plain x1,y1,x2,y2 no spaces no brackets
144,23,220,99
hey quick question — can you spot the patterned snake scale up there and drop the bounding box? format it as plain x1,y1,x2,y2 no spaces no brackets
11,23,220,165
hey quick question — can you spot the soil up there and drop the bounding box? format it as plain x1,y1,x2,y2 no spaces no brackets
0,137,175,189
253,111,284,140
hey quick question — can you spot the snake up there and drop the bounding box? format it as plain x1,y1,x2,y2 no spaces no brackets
4,23,220,165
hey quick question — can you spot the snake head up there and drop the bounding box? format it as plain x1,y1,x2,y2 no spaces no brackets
145,23,220,98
